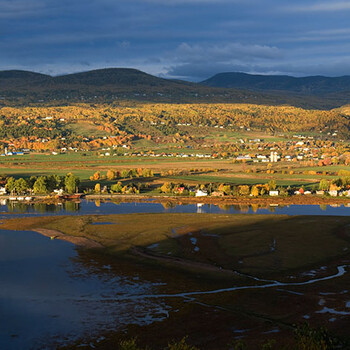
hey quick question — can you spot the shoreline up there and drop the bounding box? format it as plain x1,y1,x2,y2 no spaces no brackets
34,228,104,249
85,193,350,206
2,193,350,207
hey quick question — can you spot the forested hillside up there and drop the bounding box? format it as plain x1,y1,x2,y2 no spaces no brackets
0,69,349,109
0,103,348,151
201,71,350,95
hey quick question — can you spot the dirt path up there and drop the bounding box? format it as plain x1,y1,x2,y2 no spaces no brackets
35,228,104,249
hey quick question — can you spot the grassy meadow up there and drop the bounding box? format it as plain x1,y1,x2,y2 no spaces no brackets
1,151,348,192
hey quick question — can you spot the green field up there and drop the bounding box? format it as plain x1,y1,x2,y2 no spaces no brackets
0,152,349,194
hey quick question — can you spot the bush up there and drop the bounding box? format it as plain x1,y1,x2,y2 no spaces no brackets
119,338,144,350
111,182,123,193
167,337,198,350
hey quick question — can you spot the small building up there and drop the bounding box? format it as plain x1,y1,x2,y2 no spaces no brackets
329,190,338,197
195,190,208,197
53,189,64,196
269,190,279,196
270,151,278,163
176,187,185,194
0,187,6,195
316,190,325,196
236,155,251,161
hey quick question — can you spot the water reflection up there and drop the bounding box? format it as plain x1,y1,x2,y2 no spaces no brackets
0,199,350,218
64,201,80,212
0,229,169,349
320,204,327,211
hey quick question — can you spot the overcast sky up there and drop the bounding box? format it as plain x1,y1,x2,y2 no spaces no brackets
2,0,350,80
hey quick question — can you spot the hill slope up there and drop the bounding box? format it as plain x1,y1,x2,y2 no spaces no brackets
0,70,51,89
201,72,350,95
0,68,290,106
0,68,348,109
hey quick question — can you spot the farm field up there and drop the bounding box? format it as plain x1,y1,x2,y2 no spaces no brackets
0,152,348,191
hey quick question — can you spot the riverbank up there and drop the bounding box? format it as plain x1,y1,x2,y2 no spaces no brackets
86,193,350,206
35,228,104,248
2,192,350,207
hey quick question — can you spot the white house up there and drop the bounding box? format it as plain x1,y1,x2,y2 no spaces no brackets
329,190,338,197
53,189,64,196
0,187,6,195
269,190,279,196
196,190,208,197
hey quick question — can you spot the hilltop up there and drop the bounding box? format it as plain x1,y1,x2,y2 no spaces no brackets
0,68,269,105
201,71,350,96
0,68,348,109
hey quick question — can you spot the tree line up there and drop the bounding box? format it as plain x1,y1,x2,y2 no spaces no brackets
5,173,80,194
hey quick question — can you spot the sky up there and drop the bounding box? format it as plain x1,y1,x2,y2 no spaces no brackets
2,0,350,80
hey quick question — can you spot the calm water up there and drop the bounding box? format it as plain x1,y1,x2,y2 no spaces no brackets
1,199,350,218
0,229,169,350
1,199,350,349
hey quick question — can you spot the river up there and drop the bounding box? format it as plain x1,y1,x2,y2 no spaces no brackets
1,199,350,218
1,200,350,349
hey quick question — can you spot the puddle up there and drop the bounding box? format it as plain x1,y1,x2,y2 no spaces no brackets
147,243,160,249
317,307,350,316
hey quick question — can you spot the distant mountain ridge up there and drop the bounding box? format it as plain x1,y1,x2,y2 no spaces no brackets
0,68,187,89
200,72,350,95
0,68,286,106
0,68,350,109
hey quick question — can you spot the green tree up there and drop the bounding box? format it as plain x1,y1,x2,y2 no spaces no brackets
130,168,138,178
14,178,28,194
27,176,38,188
142,168,154,177
268,180,277,191
33,176,49,194
65,173,80,194
318,179,329,191
111,182,123,193
238,185,250,196
5,177,16,193
121,169,130,178
46,175,63,192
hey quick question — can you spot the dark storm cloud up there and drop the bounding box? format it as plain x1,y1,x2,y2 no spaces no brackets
2,0,350,79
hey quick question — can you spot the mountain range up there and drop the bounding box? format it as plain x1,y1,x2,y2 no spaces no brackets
1,68,350,109
200,72,350,95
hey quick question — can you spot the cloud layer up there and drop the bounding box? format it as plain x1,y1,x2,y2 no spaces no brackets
1,0,350,80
